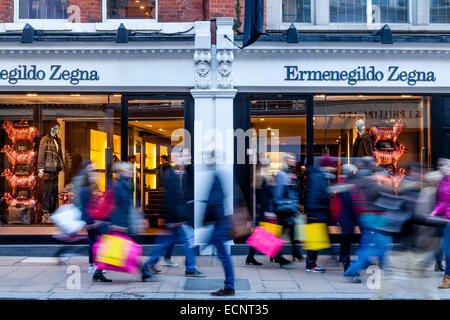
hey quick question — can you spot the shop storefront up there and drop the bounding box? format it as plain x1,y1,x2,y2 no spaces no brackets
232,44,450,222
0,43,196,242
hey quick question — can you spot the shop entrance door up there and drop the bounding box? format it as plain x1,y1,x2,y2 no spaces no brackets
122,95,191,232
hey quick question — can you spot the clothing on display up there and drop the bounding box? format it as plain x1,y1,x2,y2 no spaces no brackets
37,122,64,223
352,120,374,157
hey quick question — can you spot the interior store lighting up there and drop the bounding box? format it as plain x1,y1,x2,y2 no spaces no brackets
140,5,145,9
26,93,37,97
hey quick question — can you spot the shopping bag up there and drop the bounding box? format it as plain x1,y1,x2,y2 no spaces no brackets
231,206,252,240
246,226,285,258
87,190,116,221
93,233,142,274
259,222,283,238
301,223,330,251
50,204,86,235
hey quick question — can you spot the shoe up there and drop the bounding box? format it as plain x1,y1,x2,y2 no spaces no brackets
292,253,304,262
185,270,206,277
141,270,155,282
246,257,262,266
211,287,235,296
148,267,162,274
306,265,326,273
270,258,274,263
352,276,362,284
163,258,178,267
88,264,97,274
438,275,450,289
435,261,445,272
92,270,112,282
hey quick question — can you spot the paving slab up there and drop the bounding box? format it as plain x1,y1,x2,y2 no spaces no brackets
48,292,112,300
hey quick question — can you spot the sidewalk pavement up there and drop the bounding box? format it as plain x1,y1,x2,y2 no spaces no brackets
0,255,448,300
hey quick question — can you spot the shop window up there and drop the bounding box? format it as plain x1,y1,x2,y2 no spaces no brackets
18,0,68,19
430,0,450,23
107,0,157,19
282,0,312,23
313,95,431,188
371,0,409,23
330,0,367,23
0,94,121,231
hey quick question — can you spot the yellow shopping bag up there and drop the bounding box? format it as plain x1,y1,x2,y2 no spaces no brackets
96,234,132,267
301,223,330,251
259,222,283,238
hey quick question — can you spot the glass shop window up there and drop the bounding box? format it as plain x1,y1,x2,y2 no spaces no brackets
107,0,157,19
19,0,68,19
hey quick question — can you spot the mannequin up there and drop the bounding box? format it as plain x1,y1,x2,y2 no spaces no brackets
352,119,373,158
37,121,64,223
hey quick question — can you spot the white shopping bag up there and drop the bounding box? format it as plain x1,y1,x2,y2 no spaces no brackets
50,204,86,235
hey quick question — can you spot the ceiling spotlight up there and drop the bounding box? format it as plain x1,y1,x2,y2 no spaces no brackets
140,5,145,9
26,93,37,97
70,94,81,97
260,118,265,121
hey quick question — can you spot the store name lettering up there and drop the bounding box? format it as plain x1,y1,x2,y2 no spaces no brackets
0,65,100,85
339,110,422,120
284,66,436,86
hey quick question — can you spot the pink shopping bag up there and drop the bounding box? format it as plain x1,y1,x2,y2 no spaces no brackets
246,226,285,258
93,232,142,274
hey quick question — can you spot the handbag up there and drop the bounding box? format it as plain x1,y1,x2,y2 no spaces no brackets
93,233,142,274
87,189,116,221
301,223,331,251
373,192,412,234
246,226,285,258
50,204,86,234
231,206,252,240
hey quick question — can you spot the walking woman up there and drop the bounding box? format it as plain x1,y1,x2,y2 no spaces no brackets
272,153,303,268
92,161,135,282
246,158,275,265
71,161,108,274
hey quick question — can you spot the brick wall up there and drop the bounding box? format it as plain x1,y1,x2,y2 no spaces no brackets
68,0,102,23
158,0,204,22
0,0,13,23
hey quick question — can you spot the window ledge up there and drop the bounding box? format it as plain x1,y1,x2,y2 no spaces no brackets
268,23,450,32
96,20,162,31
4,21,73,31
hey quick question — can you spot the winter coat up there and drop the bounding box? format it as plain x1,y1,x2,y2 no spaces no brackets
352,133,373,158
37,134,64,174
203,173,228,226
431,175,450,220
329,177,359,234
305,166,330,223
182,165,195,227
273,170,299,225
256,177,274,223
110,176,133,229
163,167,192,225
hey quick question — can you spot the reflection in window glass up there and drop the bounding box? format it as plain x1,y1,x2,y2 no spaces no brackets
371,0,409,23
430,0,450,23
330,0,366,23
282,0,311,23
19,0,68,19
313,95,430,185
108,0,156,19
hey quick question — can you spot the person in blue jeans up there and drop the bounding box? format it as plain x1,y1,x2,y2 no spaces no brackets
141,151,204,281
203,170,235,296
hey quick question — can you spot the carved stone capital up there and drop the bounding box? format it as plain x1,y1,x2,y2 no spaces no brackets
194,49,211,89
216,49,234,89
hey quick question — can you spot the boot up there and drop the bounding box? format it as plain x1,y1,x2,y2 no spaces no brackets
92,270,112,282
435,261,445,272
438,275,450,289
292,246,303,262
245,256,262,266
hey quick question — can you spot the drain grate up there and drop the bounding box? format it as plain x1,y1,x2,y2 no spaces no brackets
184,278,251,291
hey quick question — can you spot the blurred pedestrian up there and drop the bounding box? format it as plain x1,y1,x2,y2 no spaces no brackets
272,153,303,268
141,149,205,282
202,151,235,296
328,164,359,272
431,158,450,289
71,161,109,274
304,154,336,273
246,158,274,265
344,157,393,283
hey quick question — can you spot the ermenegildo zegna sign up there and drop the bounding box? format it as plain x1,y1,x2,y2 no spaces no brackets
0,65,100,85
284,66,436,86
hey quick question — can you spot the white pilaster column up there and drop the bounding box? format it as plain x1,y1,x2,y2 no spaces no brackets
192,18,237,255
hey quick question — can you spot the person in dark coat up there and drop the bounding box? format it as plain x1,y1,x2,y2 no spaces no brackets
329,164,359,272
141,149,205,281
304,155,336,273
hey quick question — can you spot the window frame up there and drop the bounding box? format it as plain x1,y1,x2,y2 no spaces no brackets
100,0,159,30
281,0,315,25
429,0,450,24
13,0,73,29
